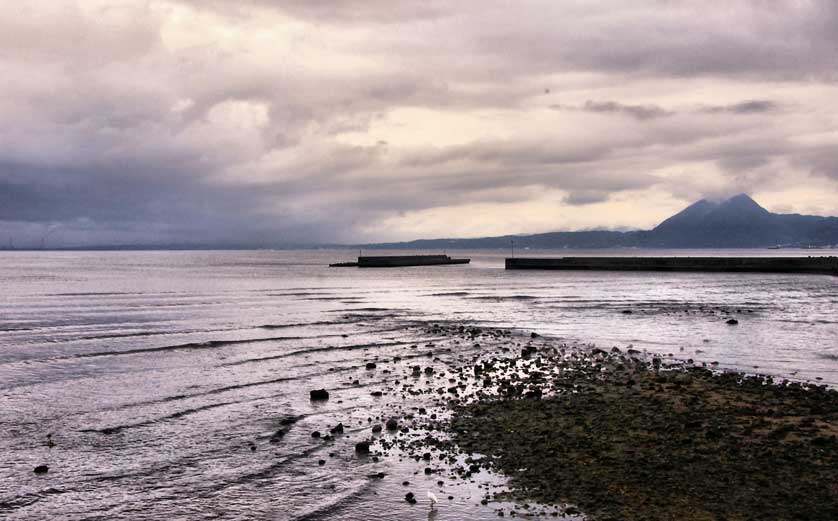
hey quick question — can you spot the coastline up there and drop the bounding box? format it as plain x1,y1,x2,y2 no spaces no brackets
396,323,838,520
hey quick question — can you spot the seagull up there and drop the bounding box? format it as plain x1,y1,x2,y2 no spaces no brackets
427,490,438,510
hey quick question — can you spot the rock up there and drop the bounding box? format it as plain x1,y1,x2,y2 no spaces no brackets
269,429,287,443
405,492,417,504
318,459,326,465
372,424,383,433
310,389,329,400
33,465,49,474
386,418,399,430
530,332,540,338
622,309,633,314
355,441,371,454
726,319,739,325
311,431,321,438
365,362,377,369
424,367,434,375
330,423,345,435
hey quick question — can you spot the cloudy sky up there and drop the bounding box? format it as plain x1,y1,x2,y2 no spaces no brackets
2,1,837,247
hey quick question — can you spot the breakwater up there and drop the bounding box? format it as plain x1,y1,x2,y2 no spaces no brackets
342,255,471,267
359,255,469,268
505,256,838,275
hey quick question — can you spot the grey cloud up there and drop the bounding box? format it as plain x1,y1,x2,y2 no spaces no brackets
698,100,780,114
184,0,453,24
552,101,673,120
562,191,611,206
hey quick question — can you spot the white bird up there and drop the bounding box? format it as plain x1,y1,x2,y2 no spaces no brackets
427,490,438,509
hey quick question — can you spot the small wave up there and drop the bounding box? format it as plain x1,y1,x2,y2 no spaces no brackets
468,295,539,301
291,478,377,521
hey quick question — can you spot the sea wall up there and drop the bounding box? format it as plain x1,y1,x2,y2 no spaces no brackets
505,256,838,275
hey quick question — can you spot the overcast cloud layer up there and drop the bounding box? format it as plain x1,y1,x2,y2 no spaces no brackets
1,1,837,247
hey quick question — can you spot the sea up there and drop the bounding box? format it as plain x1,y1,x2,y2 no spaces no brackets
1,249,836,520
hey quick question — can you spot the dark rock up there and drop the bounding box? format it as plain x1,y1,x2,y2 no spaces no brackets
311,431,321,438
386,418,399,430
310,389,329,400
726,319,739,325
269,429,287,443
366,362,377,369
33,465,49,474
355,441,370,454
372,424,382,433
330,423,345,435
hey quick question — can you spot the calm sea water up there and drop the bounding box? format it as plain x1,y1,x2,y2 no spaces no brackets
1,250,836,520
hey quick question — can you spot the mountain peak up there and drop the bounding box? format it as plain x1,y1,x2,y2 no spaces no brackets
714,193,771,217
652,193,771,235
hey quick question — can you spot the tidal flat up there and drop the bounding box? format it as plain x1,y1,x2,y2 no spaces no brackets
350,322,838,520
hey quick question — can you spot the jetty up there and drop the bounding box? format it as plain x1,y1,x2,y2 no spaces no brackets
505,256,838,275
330,254,470,268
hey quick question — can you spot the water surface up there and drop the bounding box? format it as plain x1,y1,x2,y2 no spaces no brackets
1,250,836,519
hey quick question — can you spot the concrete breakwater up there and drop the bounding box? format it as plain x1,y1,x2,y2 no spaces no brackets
505,256,838,275
330,254,471,268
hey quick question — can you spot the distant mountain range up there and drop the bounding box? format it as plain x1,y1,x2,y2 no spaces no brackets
360,194,838,249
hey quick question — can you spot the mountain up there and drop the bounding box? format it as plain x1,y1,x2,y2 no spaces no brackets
359,194,838,249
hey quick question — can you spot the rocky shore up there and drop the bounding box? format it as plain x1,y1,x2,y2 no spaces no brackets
392,324,838,520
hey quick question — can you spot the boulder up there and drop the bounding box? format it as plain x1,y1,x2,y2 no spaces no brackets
310,389,329,400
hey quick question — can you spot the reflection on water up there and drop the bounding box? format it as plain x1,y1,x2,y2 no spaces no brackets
0,250,835,519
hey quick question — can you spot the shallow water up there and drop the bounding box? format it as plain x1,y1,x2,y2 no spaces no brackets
1,250,836,520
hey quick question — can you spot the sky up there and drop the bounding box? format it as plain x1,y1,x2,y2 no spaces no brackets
1,1,837,247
